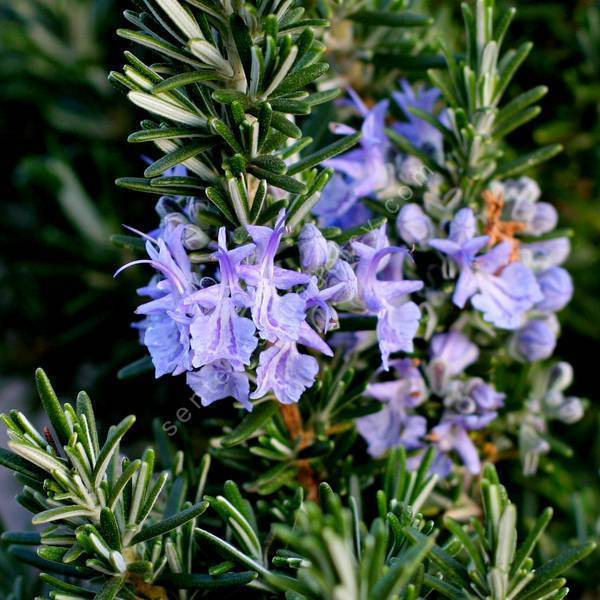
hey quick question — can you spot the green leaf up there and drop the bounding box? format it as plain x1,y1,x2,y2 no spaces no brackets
96,576,125,600
9,546,86,578
272,63,329,97
269,111,303,139
100,508,122,551
522,541,596,597
1,531,41,545
159,571,258,588
93,416,137,489
495,144,562,178
131,499,209,545
152,70,219,93
144,141,214,177
40,573,94,596
221,401,279,447
128,127,211,143
510,507,553,578
247,165,306,194
117,356,154,380
347,10,432,27
35,368,71,445
117,29,203,68
372,536,434,598
206,186,237,224
287,132,361,176
0,448,45,480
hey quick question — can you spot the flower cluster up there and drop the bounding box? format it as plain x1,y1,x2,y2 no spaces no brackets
121,205,423,410
120,77,580,477
317,81,581,475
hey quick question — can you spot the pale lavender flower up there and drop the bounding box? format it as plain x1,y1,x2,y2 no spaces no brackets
430,378,504,475
117,225,197,377
251,341,319,404
314,89,390,227
521,237,571,272
535,267,573,312
396,203,433,245
327,259,359,304
392,80,445,160
298,223,329,272
527,202,558,235
365,359,428,408
514,319,557,361
427,331,479,393
352,235,424,369
187,360,252,411
240,213,310,344
313,174,373,229
358,409,427,457
430,209,542,329
429,422,481,475
187,228,258,370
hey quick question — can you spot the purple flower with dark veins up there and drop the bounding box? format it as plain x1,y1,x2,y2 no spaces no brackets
251,341,320,405
117,225,197,377
392,80,445,160
430,208,542,329
186,228,258,370
314,89,390,227
240,212,310,344
357,358,428,456
427,331,479,393
352,229,424,370
187,360,252,411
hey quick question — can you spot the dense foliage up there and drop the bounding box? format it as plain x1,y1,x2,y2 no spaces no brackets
0,0,598,597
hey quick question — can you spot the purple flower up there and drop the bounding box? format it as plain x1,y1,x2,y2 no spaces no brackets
298,223,329,272
327,260,359,304
357,410,427,457
442,378,505,429
187,228,258,369
427,331,479,392
117,225,197,377
392,80,445,160
514,319,557,361
527,203,558,235
240,213,310,344
396,203,433,245
251,342,319,405
365,359,428,408
430,209,542,329
429,422,481,475
352,234,424,369
535,267,573,312
187,360,252,410
314,89,390,227
521,238,571,271
313,174,373,229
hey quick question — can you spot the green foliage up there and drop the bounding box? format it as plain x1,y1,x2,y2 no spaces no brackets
408,0,562,202
111,0,365,228
0,370,255,597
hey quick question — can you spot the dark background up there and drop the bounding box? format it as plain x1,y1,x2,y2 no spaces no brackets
0,0,599,594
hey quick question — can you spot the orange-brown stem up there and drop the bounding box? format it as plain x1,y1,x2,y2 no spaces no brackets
279,404,319,501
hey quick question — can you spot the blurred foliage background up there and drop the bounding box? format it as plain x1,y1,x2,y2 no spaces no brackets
0,0,599,595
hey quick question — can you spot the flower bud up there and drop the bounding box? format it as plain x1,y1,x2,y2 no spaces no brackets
514,320,557,361
298,224,328,273
528,202,558,235
396,203,433,245
521,238,571,271
511,197,536,223
182,224,210,250
156,196,183,218
162,212,188,228
547,361,573,392
398,155,428,187
535,267,573,312
556,397,584,424
327,260,358,303
504,177,541,204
